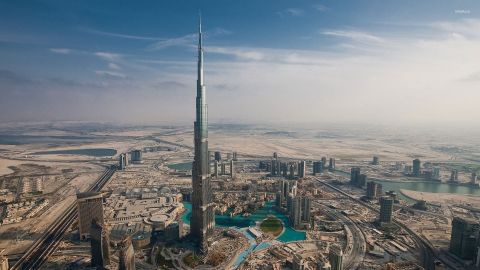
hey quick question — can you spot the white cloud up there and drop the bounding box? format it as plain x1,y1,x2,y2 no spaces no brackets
314,4,329,12
108,63,121,70
431,19,480,39
81,27,163,41
321,30,386,44
95,70,126,79
94,52,121,61
277,8,304,17
207,47,265,61
50,48,73,54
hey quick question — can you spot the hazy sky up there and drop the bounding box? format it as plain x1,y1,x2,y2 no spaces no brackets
0,0,479,125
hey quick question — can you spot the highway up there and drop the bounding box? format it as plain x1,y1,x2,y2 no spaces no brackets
317,202,366,269
315,178,436,270
11,167,116,270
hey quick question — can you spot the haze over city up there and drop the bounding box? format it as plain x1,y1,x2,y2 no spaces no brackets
1,0,479,125
1,2,480,270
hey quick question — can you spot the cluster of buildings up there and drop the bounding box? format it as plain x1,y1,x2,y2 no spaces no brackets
404,158,478,186
263,153,336,180
118,149,143,170
1,198,48,225
76,189,185,269
240,240,344,270
449,216,480,266
275,180,312,230
17,177,44,195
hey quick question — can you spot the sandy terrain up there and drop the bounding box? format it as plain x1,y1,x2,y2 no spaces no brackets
401,189,480,208
0,158,24,176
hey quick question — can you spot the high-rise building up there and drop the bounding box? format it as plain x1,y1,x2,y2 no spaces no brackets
313,161,324,175
412,159,421,176
118,236,135,270
232,151,238,161
213,160,218,178
432,167,441,180
376,183,383,197
379,196,394,224
119,153,127,170
275,192,283,208
77,192,104,240
221,163,226,175
329,158,336,171
449,216,480,259
350,167,361,186
372,156,379,165
165,220,183,242
90,219,110,269
292,253,306,270
366,181,378,200
289,163,295,179
291,196,302,228
273,152,278,159
357,174,367,188
450,170,459,182
130,150,142,164
301,196,311,224
271,160,277,176
329,245,343,270
298,161,306,178
290,196,311,229
321,157,327,167
230,159,235,177
280,180,290,199
214,151,221,162
190,18,215,253
472,172,478,185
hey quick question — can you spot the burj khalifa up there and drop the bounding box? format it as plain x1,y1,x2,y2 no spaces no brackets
190,17,215,253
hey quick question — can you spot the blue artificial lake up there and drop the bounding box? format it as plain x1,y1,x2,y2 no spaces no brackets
333,170,480,202
181,201,305,242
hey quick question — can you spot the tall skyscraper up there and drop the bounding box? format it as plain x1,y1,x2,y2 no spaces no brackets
230,159,235,177
130,150,142,164
449,216,480,259
90,219,110,269
298,160,306,178
118,236,135,270
291,196,302,228
329,245,343,270
379,196,394,224
450,170,459,182
190,17,215,253
366,181,378,200
350,167,361,186
214,151,221,161
301,196,311,223
472,172,478,185
77,192,104,240
313,161,324,175
328,158,336,171
412,159,421,176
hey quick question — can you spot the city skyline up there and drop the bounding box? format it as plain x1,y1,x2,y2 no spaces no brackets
0,0,480,126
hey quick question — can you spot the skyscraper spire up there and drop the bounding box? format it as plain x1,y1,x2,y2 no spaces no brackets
190,15,214,254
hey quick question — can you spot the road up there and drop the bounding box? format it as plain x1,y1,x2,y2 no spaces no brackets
10,167,116,270
317,201,366,269
315,178,436,270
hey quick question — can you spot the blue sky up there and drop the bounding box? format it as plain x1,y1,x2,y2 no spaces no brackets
0,0,479,125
